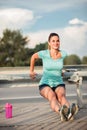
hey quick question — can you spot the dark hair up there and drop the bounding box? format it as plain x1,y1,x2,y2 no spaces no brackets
48,33,59,42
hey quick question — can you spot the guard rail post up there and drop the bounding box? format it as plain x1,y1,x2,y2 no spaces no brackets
68,73,83,109
76,76,83,108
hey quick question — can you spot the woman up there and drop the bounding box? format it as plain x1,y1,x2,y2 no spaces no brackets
30,33,78,121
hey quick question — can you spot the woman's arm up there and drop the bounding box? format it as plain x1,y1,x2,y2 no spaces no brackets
30,53,39,79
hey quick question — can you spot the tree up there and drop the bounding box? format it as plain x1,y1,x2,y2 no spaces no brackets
64,54,81,65
0,29,28,66
82,56,87,64
33,42,48,66
34,42,48,52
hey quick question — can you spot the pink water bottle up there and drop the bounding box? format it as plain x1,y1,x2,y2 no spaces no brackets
5,103,12,118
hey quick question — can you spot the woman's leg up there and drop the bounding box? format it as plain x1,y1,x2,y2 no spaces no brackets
55,86,70,108
55,86,78,121
40,86,61,113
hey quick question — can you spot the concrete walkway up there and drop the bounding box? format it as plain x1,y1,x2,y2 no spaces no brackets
0,100,87,130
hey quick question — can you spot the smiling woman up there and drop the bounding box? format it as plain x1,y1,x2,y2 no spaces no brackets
29,32,79,122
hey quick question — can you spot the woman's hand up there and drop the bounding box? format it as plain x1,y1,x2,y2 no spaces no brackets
29,53,39,80
30,71,37,79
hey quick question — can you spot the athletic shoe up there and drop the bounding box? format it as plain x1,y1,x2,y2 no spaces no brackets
68,103,79,120
60,105,69,122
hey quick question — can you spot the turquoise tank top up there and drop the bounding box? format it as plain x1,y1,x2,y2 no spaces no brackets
38,49,67,87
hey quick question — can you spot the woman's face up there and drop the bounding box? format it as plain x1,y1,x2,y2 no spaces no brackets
48,36,60,50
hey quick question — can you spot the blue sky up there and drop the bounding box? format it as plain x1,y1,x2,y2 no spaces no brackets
0,0,87,58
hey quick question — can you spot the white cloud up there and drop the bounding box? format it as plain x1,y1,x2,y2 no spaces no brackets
69,18,87,25
0,8,35,36
27,31,51,48
61,25,87,54
27,18,87,57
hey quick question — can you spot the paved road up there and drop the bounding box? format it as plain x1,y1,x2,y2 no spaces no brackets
0,80,87,105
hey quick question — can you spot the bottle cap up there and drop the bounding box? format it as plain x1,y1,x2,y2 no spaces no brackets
5,103,12,108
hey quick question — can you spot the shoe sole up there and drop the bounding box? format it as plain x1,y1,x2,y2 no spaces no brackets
68,104,79,120
60,105,69,121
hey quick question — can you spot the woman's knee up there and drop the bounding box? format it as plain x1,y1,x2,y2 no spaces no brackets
39,89,48,99
56,90,66,102
59,93,65,100
40,87,53,99
47,90,57,101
